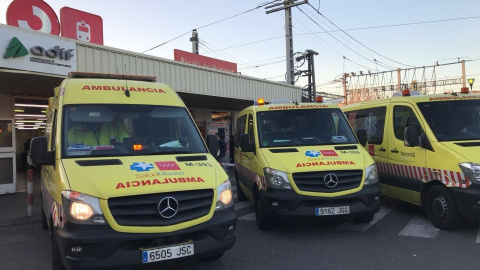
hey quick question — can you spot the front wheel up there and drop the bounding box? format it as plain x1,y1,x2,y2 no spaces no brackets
235,173,247,202
41,204,48,230
425,185,463,230
255,195,274,230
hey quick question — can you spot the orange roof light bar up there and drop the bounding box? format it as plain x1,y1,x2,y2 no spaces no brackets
460,87,469,94
402,89,411,96
133,144,143,151
316,96,323,103
256,98,265,106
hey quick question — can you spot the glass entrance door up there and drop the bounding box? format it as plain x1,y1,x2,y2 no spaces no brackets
0,119,15,194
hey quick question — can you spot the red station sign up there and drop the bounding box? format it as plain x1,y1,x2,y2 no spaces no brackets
6,0,60,35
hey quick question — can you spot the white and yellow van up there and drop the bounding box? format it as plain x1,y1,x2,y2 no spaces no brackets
234,99,381,230
29,72,236,270
343,89,480,230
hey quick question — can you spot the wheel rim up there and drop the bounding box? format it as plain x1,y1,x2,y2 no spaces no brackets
432,195,448,218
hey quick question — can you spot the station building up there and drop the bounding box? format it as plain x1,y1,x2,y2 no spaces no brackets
0,24,300,194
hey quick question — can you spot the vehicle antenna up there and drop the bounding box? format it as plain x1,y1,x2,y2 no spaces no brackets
124,64,130,97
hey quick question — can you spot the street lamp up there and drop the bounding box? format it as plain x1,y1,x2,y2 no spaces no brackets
468,78,475,92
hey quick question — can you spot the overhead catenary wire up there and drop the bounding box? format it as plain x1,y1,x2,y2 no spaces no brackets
199,39,273,79
300,6,397,70
141,0,278,54
296,6,393,70
306,2,415,68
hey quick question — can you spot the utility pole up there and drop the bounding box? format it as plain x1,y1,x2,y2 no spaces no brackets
306,49,318,101
190,29,199,54
266,0,308,85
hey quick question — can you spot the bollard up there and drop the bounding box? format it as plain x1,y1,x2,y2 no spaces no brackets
27,169,34,217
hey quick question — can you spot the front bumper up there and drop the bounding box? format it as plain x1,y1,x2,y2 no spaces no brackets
55,208,236,270
259,184,381,220
452,184,480,221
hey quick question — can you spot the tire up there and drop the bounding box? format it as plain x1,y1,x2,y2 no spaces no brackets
41,204,49,230
203,251,225,261
235,173,248,202
52,233,66,270
425,185,463,230
255,195,274,230
353,213,375,224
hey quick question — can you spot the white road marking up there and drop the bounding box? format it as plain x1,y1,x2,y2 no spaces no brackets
234,201,253,211
336,205,394,232
399,215,440,239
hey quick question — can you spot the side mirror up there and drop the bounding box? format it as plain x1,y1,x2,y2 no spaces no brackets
356,129,367,147
29,136,55,166
240,134,255,152
205,134,219,157
404,126,419,147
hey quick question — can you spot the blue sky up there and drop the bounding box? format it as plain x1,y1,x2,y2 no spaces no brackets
2,0,479,95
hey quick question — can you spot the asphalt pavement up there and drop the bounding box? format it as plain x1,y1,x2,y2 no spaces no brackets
0,170,42,228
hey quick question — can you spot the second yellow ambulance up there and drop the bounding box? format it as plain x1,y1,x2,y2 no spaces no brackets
234,99,381,230
343,89,480,230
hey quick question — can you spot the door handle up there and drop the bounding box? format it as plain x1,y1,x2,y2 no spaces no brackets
379,147,386,152
391,149,399,153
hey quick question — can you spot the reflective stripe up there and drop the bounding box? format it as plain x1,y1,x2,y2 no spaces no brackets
377,162,470,188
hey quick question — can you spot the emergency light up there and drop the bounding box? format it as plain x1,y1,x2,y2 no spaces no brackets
461,87,469,94
255,98,265,106
316,96,323,103
133,144,143,151
402,89,411,96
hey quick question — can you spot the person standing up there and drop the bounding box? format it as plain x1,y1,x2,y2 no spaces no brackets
217,134,228,171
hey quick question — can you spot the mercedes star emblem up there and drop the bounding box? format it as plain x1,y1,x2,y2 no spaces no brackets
157,197,179,219
324,173,339,188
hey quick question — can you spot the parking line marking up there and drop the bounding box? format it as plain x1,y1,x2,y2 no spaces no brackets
336,205,393,232
399,215,439,239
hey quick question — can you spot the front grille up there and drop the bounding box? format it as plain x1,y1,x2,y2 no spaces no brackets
292,170,363,193
75,159,123,166
176,155,208,162
108,189,213,226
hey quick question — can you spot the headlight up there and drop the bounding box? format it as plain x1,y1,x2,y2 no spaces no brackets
61,191,107,225
215,180,233,211
364,163,379,185
264,168,291,189
459,163,480,185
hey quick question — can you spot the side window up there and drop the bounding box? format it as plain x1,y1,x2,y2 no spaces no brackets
234,115,246,147
248,113,255,144
393,105,418,141
345,107,386,145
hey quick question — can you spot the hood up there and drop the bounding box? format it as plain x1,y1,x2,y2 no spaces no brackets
61,155,223,199
259,145,371,173
440,141,480,163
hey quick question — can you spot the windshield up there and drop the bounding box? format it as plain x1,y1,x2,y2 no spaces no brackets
418,99,480,142
62,104,207,157
256,108,357,148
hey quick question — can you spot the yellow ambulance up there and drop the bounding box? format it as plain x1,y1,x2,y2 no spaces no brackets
342,89,480,230
234,98,381,230
29,72,236,270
